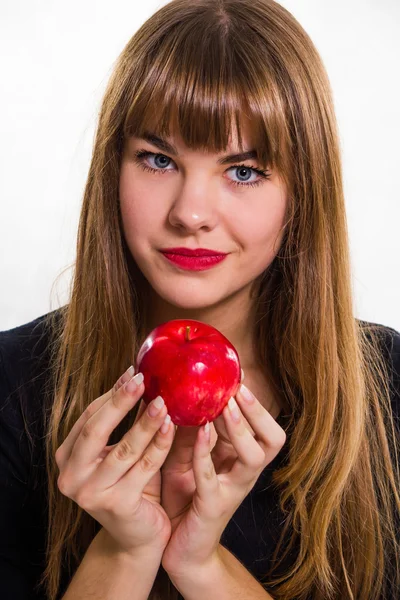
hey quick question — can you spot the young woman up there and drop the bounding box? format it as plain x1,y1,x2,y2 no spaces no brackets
1,1,399,599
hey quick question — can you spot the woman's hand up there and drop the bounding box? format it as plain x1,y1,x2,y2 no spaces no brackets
160,379,287,577
55,366,176,557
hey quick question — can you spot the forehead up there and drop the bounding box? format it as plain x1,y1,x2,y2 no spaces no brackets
124,96,290,179
140,115,258,154
187,119,254,150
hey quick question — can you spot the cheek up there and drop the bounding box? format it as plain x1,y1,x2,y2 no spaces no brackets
119,165,159,237
237,194,287,254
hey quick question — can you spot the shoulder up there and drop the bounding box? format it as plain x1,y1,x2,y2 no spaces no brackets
356,318,400,420
0,308,64,482
0,308,63,386
0,306,64,413
356,318,400,376
0,311,65,590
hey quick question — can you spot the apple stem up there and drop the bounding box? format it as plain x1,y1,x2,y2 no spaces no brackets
185,326,191,341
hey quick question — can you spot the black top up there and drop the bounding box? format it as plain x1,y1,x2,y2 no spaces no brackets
0,311,399,599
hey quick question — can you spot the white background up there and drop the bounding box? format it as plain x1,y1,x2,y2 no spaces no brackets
0,0,399,332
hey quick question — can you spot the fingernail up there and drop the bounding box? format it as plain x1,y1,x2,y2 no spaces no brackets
228,396,241,423
148,395,164,416
122,365,135,383
125,372,144,393
240,384,255,404
160,413,171,434
241,368,245,382
115,365,135,390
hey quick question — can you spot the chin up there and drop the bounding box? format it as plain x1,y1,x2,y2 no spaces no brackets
131,251,241,310
153,282,224,311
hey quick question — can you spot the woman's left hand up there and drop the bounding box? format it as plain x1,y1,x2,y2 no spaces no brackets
159,378,287,578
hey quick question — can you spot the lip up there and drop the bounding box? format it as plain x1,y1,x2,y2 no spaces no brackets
160,252,227,271
160,247,228,257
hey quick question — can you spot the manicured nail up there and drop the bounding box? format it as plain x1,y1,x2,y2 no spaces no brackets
240,384,255,404
228,397,241,423
122,365,135,383
148,395,164,417
204,421,210,442
125,372,144,393
160,414,171,434
115,365,135,390
241,368,245,382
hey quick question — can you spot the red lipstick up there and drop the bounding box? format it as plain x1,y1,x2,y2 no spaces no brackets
160,247,228,271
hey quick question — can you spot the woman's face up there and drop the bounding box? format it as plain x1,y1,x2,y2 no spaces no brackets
119,120,288,312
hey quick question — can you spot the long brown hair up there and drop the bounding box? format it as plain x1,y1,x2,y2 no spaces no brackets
34,0,399,598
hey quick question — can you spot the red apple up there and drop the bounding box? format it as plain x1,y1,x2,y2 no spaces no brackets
135,319,241,426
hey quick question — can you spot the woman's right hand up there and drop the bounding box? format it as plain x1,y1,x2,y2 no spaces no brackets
55,366,176,557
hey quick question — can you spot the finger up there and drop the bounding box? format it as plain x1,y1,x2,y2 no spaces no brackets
236,384,287,449
90,397,173,491
213,409,255,441
162,424,201,474
209,420,218,450
56,366,136,469
68,372,145,469
133,398,147,424
192,423,219,505
83,398,149,463
210,403,255,464
112,411,176,502
222,388,286,486
212,367,252,441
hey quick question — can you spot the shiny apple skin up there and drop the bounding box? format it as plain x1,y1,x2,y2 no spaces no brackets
135,319,241,426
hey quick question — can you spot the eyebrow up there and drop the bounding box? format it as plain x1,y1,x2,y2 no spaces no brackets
138,131,258,165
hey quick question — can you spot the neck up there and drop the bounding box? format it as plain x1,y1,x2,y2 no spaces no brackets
145,288,259,371
143,283,286,418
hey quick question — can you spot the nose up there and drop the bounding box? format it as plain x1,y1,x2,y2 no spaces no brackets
168,179,219,233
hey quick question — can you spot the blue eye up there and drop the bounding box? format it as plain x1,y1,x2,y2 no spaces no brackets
132,150,271,188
